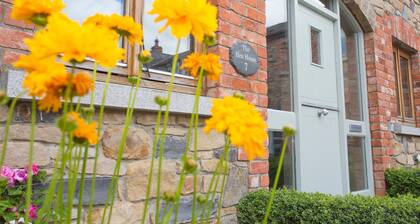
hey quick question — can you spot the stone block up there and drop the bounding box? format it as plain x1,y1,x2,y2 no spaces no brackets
126,160,177,201
80,157,127,176
88,200,145,224
201,159,220,172
214,148,238,162
102,126,151,160
0,105,8,122
0,142,53,167
103,109,127,125
157,135,186,159
1,125,62,143
223,166,248,208
195,129,225,151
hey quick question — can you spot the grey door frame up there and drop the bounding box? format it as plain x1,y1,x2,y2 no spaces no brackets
267,0,374,195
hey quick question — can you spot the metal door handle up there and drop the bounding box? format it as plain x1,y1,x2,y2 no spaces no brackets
318,108,329,117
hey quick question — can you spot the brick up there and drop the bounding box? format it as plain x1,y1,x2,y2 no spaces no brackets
0,26,31,50
3,49,22,65
249,161,268,174
4,6,35,29
249,175,259,188
260,174,269,187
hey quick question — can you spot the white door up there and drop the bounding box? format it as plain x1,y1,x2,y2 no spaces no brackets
293,1,346,195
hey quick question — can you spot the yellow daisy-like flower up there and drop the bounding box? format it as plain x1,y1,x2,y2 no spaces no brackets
25,14,124,67
204,96,268,160
182,53,221,80
69,112,99,145
38,92,61,112
149,0,217,42
11,0,65,24
84,14,143,44
72,72,94,96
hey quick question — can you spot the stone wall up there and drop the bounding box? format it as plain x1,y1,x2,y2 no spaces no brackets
0,102,254,223
392,134,420,168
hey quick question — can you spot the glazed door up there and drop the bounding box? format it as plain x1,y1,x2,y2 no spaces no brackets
293,0,346,195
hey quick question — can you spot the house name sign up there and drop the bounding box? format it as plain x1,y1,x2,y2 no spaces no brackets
229,42,260,77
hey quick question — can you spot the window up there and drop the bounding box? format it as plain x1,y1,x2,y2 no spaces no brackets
268,131,295,189
63,0,197,92
313,0,333,11
393,47,415,123
310,28,322,65
347,136,368,192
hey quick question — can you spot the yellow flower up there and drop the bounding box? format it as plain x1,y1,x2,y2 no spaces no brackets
204,96,268,160
25,14,124,67
84,14,143,44
72,72,94,96
38,92,61,112
11,0,65,24
149,0,217,42
69,112,99,145
182,53,221,80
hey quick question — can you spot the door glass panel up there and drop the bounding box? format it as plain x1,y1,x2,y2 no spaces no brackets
143,0,193,75
63,0,125,23
393,52,402,116
268,131,295,189
347,136,368,192
266,0,293,111
341,18,363,121
311,28,321,65
314,0,333,11
400,57,413,118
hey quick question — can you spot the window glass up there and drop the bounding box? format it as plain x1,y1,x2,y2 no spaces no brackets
400,57,413,118
143,0,193,75
341,18,363,121
314,0,333,11
347,136,368,192
311,28,321,65
393,52,401,116
63,0,125,23
266,0,293,111
268,131,295,189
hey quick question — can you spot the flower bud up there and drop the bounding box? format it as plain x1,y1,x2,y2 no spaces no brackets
56,114,77,132
138,50,153,64
81,106,95,117
128,76,141,85
233,92,245,100
197,195,207,205
0,90,8,105
203,34,217,47
162,190,176,202
184,157,198,173
283,125,296,137
30,14,48,27
154,96,168,107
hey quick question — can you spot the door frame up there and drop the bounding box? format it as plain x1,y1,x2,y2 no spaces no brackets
267,0,374,195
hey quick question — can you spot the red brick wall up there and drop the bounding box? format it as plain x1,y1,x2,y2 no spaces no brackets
364,14,419,195
208,0,269,190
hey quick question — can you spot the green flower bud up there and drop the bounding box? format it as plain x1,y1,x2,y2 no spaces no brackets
154,96,168,107
0,90,8,105
163,191,176,202
81,106,95,117
197,195,207,205
138,50,154,64
184,157,198,173
283,125,296,137
30,14,48,27
56,114,77,133
233,92,245,100
203,34,217,47
128,76,141,85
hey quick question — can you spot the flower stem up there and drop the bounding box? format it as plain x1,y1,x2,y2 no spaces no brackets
216,138,231,223
87,69,113,223
0,91,25,168
140,106,163,224
155,39,181,223
263,136,289,224
76,143,89,224
24,97,36,224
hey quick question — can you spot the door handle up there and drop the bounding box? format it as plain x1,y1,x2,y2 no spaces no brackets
318,108,329,117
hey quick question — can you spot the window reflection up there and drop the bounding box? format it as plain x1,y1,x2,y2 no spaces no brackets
348,136,368,192
143,0,193,75
266,0,293,111
63,0,125,23
268,132,295,189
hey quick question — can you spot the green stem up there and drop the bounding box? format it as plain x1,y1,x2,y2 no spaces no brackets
216,138,231,223
263,136,289,224
24,98,36,224
89,62,98,109
66,144,82,224
76,143,89,224
155,39,181,223
140,106,163,224
87,69,112,223
0,91,25,167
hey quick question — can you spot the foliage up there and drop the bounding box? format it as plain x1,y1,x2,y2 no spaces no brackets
237,189,420,224
0,165,47,223
385,168,420,197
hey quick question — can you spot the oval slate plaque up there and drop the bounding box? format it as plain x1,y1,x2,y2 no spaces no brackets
229,42,260,77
